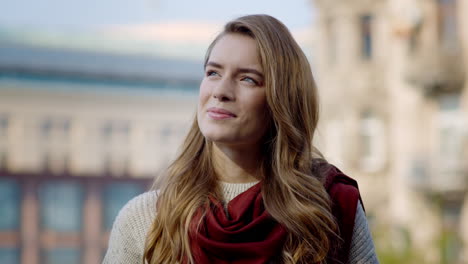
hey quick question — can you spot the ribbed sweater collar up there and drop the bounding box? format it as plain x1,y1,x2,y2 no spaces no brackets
219,181,260,203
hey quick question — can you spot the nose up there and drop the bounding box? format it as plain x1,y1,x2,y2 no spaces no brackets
213,77,235,102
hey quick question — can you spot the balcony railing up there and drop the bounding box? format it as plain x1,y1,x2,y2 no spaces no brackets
405,46,465,97
410,155,468,195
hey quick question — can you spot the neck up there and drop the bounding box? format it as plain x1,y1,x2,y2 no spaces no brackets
212,142,263,183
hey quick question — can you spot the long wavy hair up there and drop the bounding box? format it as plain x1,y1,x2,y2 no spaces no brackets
144,14,339,264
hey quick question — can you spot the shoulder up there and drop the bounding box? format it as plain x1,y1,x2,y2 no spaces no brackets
118,190,159,221
320,164,358,191
318,163,364,262
311,159,359,192
321,163,361,213
349,202,379,263
112,190,159,239
103,190,159,263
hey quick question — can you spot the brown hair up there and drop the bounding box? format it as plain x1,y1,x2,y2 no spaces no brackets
144,14,338,263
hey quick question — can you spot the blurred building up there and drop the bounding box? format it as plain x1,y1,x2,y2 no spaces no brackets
313,0,468,263
0,42,200,264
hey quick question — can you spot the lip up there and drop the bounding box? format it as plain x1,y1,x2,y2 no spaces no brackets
207,107,236,120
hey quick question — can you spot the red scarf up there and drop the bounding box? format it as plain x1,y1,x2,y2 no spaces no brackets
189,165,360,264
189,182,287,263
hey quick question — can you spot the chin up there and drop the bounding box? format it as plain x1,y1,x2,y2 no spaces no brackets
198,118,233,142
202,130,235,143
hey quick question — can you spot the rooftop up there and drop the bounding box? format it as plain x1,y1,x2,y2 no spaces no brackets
0,41,204,93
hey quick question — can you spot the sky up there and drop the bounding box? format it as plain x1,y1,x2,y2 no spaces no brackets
0,0,316,60
0,0,314,29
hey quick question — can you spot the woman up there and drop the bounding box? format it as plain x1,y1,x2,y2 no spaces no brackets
104,14,378,264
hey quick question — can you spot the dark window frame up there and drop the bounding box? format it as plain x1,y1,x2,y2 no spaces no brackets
360,14,373,60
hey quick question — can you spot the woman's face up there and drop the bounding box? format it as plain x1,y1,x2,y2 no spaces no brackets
197,33,269,147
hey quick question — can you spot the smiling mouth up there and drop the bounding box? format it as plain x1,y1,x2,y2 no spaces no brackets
207,107,236,120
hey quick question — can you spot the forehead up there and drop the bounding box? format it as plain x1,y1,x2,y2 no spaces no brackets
208,33,262,70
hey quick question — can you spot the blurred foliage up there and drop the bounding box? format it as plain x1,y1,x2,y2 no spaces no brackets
373,225,425,264
437,228,461,264
373,224,463,264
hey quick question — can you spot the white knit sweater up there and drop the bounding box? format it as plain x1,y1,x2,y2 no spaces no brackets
103,182,379,263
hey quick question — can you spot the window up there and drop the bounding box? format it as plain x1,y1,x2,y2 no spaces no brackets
37,181,83,264
101,122,113,141
0,176,153,263
438,0,458,50
437,94,462,158
41,118,53,139
0,179,20,264
160,123,172,142
439,93,460,111
0,114,8,138
102,183,145,230
38,181,84,232
360,15,373,59
40,117,71,140
40,117,72,174
0,151,7,170
101,121,130,143
439,126,459,157
0,248,20,264
359,111,386,172
42,248,81,264
0,179,21,230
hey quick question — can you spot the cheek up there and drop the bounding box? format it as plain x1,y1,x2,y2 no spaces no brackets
197,80,212,126
198,80,211,107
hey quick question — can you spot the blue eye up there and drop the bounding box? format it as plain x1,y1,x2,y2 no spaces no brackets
242,77,258,85
206,70,219,77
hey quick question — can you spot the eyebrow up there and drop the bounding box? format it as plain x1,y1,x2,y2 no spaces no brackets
206,61,264,79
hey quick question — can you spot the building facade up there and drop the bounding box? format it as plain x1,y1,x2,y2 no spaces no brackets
313,0,468,263
0,43,200,264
